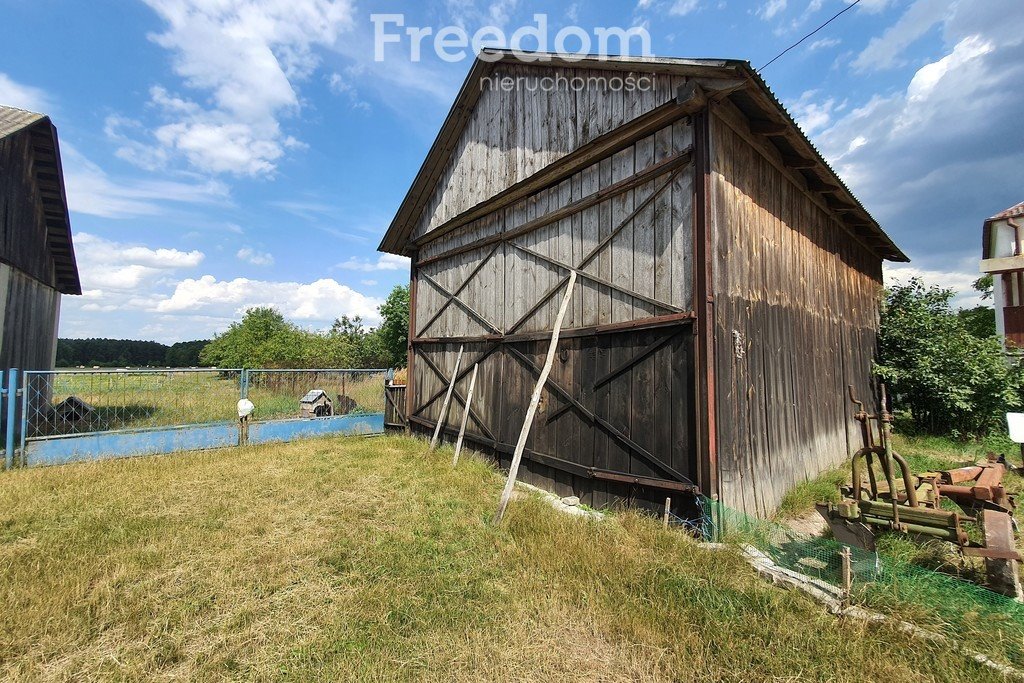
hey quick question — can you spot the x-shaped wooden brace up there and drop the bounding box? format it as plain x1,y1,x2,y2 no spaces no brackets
414,166,684,421
504,343,695,486
416,243,501,337
543,322,690,425
417,351,497,442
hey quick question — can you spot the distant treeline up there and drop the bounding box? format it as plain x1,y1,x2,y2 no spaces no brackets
56,338,212,368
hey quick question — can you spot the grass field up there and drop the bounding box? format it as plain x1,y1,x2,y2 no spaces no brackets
26,370,386,437
0,435,1007,682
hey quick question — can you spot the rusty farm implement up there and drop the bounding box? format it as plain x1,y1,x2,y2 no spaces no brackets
816,386,1023,599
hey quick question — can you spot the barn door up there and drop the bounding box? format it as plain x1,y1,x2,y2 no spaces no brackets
407,120,699,507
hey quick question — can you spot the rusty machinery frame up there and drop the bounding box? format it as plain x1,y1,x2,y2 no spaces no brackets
817,385,1023,599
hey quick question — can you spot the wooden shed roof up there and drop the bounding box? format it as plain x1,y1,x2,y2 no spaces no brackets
380,50,907,263
0,104,81,295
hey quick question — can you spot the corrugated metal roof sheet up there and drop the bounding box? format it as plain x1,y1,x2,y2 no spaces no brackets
0,104,46,138
987,201,1024,224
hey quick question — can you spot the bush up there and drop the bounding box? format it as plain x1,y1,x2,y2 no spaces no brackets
877,278,1024,438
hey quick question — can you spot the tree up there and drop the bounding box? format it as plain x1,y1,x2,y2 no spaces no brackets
876,279,1024,437
200,307,305,368
377,285,410,368
959,275,997,339
165,340,212,367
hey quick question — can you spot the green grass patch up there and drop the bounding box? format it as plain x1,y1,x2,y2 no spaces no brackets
0,436,1010,681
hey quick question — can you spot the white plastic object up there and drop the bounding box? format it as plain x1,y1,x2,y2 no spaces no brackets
1007,413,1024,444
237,399,255,419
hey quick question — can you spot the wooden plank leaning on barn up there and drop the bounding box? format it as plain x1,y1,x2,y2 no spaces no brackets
452,363,479,467
494,271,577,524
429,345,464,451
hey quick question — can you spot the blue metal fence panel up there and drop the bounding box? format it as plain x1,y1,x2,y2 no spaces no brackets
23,422,240,467
247,413,384,446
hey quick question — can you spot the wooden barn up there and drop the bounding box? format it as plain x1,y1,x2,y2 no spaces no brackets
0,105,80,373
379,51,906,518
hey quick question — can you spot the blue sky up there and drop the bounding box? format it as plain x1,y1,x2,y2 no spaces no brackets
0,0,1020,343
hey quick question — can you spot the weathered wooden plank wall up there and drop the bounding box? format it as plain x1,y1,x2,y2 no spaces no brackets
0,126,63,373
412,64,688,242
409,78,700,507
709,105,881,517
0,264,60,372
0,128,59,289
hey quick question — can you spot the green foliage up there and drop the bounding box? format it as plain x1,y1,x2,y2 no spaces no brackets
198,305,403,370
164,340,212,367
877,278,1024,437
377,285,410,368
57,338,171,368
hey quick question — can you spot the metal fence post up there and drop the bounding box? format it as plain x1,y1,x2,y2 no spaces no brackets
19,370,29,464
240,369,249,399
5,369,18,470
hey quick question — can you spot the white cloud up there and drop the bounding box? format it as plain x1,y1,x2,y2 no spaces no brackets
337,253,410,272
758,0,787,20
808,0,1024,275
788,90,835,135
0,73,50,112
360,279,378,286
60,144,229,219
852,0,955,72
73,232,205,292
236,247,275,266
670,0,700,16
808,37,840,51
154,275,383,325
884,264,985,310
112,0,356,176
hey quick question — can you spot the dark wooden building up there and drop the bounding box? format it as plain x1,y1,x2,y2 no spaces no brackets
379,51,906,517
0,105,80,372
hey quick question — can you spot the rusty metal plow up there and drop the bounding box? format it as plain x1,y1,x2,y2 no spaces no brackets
817,385,1023,599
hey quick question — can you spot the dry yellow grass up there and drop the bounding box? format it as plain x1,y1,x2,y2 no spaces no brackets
0,436,1007,682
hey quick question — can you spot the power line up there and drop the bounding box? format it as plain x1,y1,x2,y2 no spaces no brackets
758,0,862,72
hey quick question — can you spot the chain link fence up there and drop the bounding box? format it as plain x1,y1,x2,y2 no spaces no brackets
22,369,243,438
20,368,390,440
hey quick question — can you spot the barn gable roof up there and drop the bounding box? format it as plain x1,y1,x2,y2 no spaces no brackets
0,104,81,295
379,50,907,263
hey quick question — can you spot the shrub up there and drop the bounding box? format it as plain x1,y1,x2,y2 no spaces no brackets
876,278,1024,438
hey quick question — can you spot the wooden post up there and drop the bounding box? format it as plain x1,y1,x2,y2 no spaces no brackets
430,345,464,451
840,546,853,606
494,271,577,524
452,363,479,467
663,497,672,529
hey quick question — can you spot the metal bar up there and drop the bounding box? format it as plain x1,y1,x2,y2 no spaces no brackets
409,414,698,493
4,369,16,470
20,370,29,457
692,107,718,501
23,368,247,375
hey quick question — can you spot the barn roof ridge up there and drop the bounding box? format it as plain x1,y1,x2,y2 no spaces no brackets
379,50,907,262
0,104,81,294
